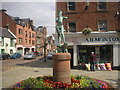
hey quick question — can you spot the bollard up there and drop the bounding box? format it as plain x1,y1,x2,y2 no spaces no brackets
53,53,71,84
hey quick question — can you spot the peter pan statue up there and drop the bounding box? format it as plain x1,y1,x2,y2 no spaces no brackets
55,10,68,53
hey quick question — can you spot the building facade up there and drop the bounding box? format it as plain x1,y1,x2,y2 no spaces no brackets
36,26,47,54
0,10,36,55
55,1,120,68
0,27,16,54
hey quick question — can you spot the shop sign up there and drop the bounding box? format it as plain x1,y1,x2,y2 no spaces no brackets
85,37,120,42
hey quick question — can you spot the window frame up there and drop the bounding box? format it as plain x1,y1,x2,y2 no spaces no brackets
2,37,4,46
18,38,22,44
68,21,76,32
10,38,14,47
98,20,108,31
18,28,22,34
97,1,107,10
67,2,76,11
25,31,27,37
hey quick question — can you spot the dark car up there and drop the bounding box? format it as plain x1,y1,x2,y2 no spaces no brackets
10,53,22,59
38,52,43,56
32,51,43,56
0,53,10,60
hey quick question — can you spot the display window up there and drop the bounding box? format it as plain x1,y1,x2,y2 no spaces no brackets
77,45,113,65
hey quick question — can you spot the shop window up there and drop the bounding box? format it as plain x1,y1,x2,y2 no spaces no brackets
68,22,76,32
98,1,107,10
98,20,107,31
100,45,113,63
68,2,76,11
77,45,113,65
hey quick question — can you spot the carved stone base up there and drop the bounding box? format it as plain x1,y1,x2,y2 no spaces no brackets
53,53,71,84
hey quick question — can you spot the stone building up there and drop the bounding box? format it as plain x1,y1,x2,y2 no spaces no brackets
55,1,120,68
0,9,36,55
36,26,47,54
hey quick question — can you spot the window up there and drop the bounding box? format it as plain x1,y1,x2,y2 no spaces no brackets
1,49,5,53
10,39,14,47
98,1,107,10
2,37,4,46
32,33,34,38
29,40,31,44
10,49,13,54
18,38,22,44
25,31,27,37
25,39,27,43
68,2,76,11
29,32,31,38
18,28,22,34
68,22,76,32
98,20,107,31
32,40,34,45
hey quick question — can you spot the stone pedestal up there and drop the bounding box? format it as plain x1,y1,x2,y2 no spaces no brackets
53,53,71,83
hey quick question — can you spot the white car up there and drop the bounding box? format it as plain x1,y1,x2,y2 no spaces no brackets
23,53,36,60
47,52,54,60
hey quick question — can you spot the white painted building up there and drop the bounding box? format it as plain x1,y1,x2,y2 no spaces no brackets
0,28,16,54
54,31,120,68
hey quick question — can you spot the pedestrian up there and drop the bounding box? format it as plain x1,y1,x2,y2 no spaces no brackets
90,52,96,71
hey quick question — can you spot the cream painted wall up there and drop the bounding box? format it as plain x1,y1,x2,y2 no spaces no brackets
0,37,16,54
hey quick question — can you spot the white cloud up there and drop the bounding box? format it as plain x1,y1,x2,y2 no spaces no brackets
2,2,56,36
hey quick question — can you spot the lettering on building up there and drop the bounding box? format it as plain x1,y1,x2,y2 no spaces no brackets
85,37,120,42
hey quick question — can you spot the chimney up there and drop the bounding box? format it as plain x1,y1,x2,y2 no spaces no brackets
1,9,7,13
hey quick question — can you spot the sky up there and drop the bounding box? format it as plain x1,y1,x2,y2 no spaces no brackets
1,1,56,36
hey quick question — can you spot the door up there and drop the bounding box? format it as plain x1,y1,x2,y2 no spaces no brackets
68,48,73,69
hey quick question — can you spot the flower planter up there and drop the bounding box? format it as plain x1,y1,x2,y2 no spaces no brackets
13,75,113,89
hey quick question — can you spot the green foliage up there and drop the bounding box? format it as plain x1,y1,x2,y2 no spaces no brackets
21,77,44,88
82,28,92,35
14,75,112,89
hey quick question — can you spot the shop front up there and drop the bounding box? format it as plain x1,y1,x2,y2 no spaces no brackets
54,32,120,69
77,45,113,65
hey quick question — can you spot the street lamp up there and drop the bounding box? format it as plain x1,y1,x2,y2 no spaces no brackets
44,38,48,62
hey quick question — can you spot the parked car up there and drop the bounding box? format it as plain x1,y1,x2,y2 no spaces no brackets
10,53,22,59
23,52,36,60
0,53,10,60
47,52,54,60
38,52,43,56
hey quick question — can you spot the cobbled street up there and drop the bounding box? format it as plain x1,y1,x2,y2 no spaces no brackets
0,57,120,89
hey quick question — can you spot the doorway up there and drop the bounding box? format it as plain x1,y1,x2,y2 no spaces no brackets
68,47,74,69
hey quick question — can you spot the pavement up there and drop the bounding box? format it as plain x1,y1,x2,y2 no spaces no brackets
1,59,120,89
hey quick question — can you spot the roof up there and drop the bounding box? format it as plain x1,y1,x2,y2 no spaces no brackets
0,27,16,39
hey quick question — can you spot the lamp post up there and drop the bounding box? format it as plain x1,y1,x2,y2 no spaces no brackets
44,38,47,62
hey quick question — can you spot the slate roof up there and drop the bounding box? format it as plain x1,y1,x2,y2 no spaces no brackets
0,28,16,39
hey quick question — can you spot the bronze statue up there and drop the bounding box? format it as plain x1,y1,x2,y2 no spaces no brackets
55,10,68,53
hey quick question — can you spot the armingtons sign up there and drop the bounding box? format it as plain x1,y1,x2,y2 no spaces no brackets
85,37,120,42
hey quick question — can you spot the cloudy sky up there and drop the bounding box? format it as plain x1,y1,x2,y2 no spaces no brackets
1,1,56,36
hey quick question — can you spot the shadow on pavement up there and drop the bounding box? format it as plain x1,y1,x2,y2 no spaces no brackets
106,79,120,88
16,57,53,68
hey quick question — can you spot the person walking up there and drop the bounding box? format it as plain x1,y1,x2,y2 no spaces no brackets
90,52,96,71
